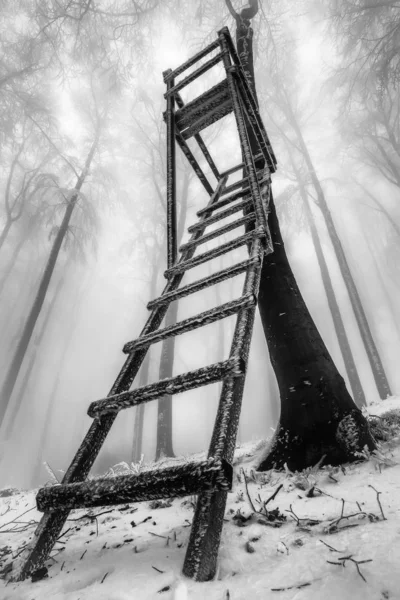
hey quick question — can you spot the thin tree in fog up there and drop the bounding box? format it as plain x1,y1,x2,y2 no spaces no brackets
2,268,68,440
0,69,113,424
33,267,91,485
282,145,367,406
221,0,374,471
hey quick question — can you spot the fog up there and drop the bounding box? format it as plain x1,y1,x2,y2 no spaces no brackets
0,1,399,489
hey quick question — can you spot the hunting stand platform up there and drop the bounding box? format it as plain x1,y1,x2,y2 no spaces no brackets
12,26,277,583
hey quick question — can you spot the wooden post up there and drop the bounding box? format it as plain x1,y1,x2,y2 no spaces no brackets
163,69,177,269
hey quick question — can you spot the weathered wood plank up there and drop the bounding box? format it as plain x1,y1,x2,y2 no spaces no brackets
88,359,242,418
36,458,233,511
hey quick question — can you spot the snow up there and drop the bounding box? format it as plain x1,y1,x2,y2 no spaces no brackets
1,398,400,600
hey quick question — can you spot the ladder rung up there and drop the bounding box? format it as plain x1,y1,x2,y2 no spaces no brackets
188,198,252,233
180,213,255,253
164,39,220,82
165,52,226,98
164,227,266,278
123,294,256,354
88,359,242,418
221,172,266,197
219,153,264,178
197,176,269,218
147,256,259,309
36,457,233,512
197,187,252,217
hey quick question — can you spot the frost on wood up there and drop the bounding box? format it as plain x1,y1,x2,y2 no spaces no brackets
36,458,233,512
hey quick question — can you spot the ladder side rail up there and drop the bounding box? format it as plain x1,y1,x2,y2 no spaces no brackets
165,51,225,98
182,236,265,581
218,29,268,233
175,130,214,195
233,69,277,172
220,28,277,170
165,39,220,82
175,92,220,180
164,69,178,268
208,236,265,462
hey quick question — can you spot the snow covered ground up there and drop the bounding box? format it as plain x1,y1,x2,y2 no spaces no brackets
1,398,400,600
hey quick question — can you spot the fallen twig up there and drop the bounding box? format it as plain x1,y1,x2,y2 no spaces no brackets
368,485,386,520
327,554,372,582
241,468,257,513
264,484,283,507
152,566,164,574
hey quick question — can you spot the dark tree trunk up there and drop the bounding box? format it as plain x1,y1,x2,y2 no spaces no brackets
0,136,99,425
283,99,391,399
231,8,375,470
257,200,374,470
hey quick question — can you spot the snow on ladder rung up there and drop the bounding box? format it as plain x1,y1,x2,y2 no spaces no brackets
147,257,259,309
123,294,256,354
88,358,244,418
180,213,255,253
164,226,266,279
196,176,269,217
188,198,253,233
36,457,233,512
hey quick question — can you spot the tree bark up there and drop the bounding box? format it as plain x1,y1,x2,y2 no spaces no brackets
229,7,375,470
0,135,99,425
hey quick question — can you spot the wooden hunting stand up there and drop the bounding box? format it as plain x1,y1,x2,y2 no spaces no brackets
12,26,277,583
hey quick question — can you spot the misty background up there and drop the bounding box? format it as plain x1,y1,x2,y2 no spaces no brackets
0,0,399,489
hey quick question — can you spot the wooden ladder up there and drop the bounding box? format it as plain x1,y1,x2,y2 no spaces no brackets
12,26,277,583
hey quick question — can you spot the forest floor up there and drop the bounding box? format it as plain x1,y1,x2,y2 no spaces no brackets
0,397,400,600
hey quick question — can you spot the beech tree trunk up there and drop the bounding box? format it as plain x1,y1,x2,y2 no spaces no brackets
0,135,99,425
230,6,375,470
